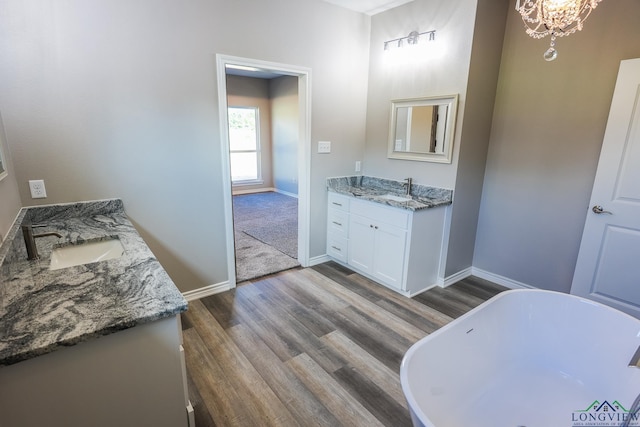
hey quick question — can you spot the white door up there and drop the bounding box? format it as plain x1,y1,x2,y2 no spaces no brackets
571,58,640,318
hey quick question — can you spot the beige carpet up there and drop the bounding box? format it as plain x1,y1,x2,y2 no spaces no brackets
233,192,299,282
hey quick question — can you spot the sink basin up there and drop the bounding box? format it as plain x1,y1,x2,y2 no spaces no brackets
379,193,412,202
50,238,124,270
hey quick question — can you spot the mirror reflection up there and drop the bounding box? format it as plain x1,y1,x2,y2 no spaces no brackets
393,104,448,154
388,95,458,163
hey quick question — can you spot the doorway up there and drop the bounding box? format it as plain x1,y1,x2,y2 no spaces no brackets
216,54,311,287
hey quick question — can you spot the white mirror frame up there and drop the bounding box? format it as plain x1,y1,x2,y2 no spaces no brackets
387,94,458,163
0,135,7,182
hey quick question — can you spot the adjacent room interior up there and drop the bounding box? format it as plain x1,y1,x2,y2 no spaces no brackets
224,68,302,282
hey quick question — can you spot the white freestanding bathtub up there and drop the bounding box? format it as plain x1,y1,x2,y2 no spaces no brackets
400,289,640,427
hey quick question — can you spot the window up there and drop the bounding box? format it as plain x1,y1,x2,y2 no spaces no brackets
228,107,261,184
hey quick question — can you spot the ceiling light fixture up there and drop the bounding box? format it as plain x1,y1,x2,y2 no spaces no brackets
516,0,603,61
384,30,436,51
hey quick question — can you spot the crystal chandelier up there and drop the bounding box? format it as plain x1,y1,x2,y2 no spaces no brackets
516,0,603,61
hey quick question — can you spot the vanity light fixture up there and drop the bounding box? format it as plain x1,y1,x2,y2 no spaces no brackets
516,0,603,61
384,30,436,51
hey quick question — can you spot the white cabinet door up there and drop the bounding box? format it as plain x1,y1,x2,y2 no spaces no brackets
348,213,407,288
372,222,407,288
348,214,375,273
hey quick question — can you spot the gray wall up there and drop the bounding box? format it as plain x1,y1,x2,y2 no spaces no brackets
474,0,640,291
365,0,508,279
363,0,477,189
270,76,299,196
0,111,21,243
226,75,274,193
0,0,371,292
444,0,508,277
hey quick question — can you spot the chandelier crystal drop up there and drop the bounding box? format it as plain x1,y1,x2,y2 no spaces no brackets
516,0,603,61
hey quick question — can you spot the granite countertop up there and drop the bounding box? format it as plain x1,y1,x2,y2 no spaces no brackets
0,199,187,366
327,176,453,211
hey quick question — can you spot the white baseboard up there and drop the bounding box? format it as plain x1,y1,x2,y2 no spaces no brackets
308,254,331,266
232,187,275,196
438,266,535,290
182,280,234,301
274,188,299,199
471,267,535,289
231,187,300,198
313,257,534,291
438,267,473,288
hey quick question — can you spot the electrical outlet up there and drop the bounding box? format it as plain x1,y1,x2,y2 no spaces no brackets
318,141,331,154
29,180,47,199
355,161,361,172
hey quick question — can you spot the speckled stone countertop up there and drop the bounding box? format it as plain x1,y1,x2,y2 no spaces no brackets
0,199,187,366
327,176,453,211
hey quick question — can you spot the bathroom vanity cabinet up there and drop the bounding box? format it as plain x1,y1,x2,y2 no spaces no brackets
0,200,193,427
0,315,193,427
327,191,447,296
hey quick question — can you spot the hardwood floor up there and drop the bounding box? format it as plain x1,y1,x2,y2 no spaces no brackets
181,261,507,427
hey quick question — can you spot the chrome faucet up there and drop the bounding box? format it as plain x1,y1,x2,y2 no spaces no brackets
403,177,413,196
21,224,63,260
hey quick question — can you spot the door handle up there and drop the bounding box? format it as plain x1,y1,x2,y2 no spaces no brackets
592,205,613,215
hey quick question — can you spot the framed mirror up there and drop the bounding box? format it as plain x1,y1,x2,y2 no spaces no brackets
0,135,7,182
387,94,458,163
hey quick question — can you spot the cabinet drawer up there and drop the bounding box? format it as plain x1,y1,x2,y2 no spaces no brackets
350,199,410,229
327,208,349,237
327,233,348,263
328,192,350,212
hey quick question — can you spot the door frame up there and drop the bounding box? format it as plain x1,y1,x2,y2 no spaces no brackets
216,54,311,288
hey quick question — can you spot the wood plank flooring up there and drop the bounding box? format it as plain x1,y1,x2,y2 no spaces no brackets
181,261,507,427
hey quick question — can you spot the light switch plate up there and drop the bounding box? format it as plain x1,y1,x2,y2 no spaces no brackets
318,141,331,154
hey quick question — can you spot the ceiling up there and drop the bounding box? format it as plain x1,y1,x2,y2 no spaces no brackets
225,0,414,80
321,0,414,15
